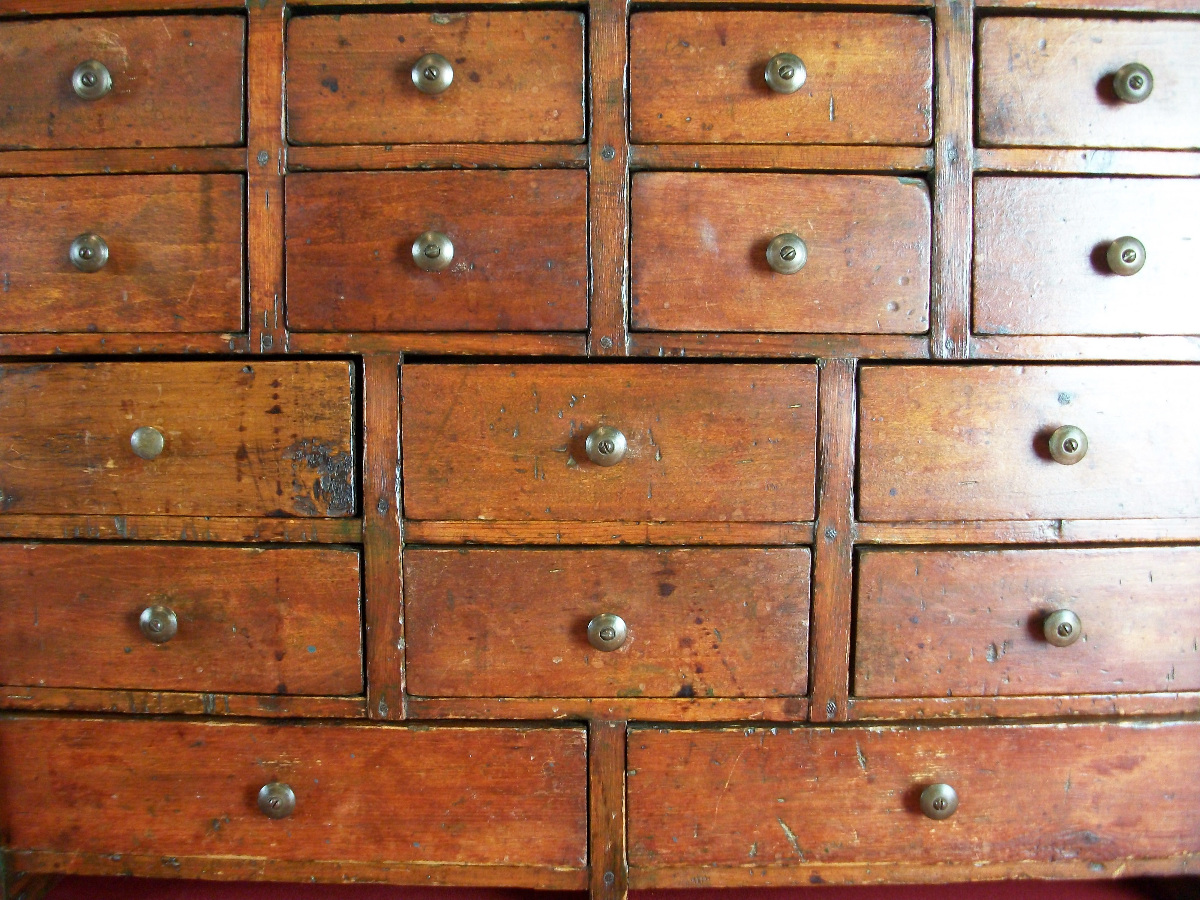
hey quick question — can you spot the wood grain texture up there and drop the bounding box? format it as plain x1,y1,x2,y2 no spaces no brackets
285,332,586,356
630,12,932,145
631,173,930,334
855,518,1200,546
0,174,242,334
0,361,355,518
0,689,365,720
631,145,933,172
0,16,244,150
627,333,931,360
286,12,585,145
404,521,814,546
0,333,249,356
408,697,808,723
589,721,628,900
285,171,587,332
286,144,587,172
0,516,361,544
0,0,238,12
0,148,245,176
858,365,1200,522
849,693,1200,723
973,335,1200,362
979,0,1200,9
974,148,1200,177
978,17,1200,150
402,364,817,523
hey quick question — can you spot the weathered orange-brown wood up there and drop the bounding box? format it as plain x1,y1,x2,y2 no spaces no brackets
407,697,808,723
626,333,931,360
0,148,246,176
855,518,1200,546
0,0,237,12
0,361,355,518
980,0,1200,8
286,12,585,145
974,148,1200,177
0,688,365,720
402,364,817,523
848,693,1200,722
630,12,932,145
285,171,587,332
0,334,250,356
631,145,933,172
284,332,587,356
0,16,245,150
590,721,628,900
404,521,814,546
287,144,587,172
0,516,361,544
972,335,1200,362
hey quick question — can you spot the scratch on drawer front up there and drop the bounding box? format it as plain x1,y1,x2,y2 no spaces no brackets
777,818,805,859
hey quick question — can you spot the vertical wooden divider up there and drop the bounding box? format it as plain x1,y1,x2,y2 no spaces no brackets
589,721,629,900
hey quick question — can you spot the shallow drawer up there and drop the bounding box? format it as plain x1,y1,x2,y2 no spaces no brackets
405,547,810,699
0,543,362,695
630,12,932,145
975,177,1200,336
0,716,587,869
286,171,587,332
631,173,930,334
0,16,245,150
978,17,1200,150
855,547,1200,699
286,12,585,145
0,174,243,334
857,365,1200,522
628,721,1200,867
402,364,817,523
0,361,355,518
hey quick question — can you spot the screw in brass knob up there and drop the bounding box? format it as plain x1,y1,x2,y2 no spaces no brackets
1048,425,1088,466
71,60,112,100
766,233,807,275
412,53,454,95
412,231,454,272
257,782,296,819
587,613,628,652
765,53,806,94
1106,236,1146,276
585,425,627,467
139,605,178,644
130,426,165,461
1043,609,1082,648
1113,63,1153,104
69,233,109,273
919,783,959,820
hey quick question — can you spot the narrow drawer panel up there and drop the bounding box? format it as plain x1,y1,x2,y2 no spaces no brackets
855,547,1200,698
0,544,363,696
405,547,810,699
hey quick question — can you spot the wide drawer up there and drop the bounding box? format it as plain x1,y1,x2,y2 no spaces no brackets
855,547,1200,698
0,361,355,518
974,177,1200,336
0,716,587,868
402,364,817,523
0,16,245,150
285,171,587,332
0,174,243,334
631,173,930,334
286,12,585,145
405,547,810,698
0,543,362,696
978,17,1200,150
857,365,1200,522
628,721,1200,867
630,12,932,145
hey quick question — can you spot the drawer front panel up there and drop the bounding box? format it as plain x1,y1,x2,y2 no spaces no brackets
0,16,245,150
0,716,587,868
978,17,1200,150
285,171,587,332
286,12,585,145
975,177,1200,336
631,173,931,334
0,544,363,696
628,721,1200,867
0,174,243,334
630,12,932,145
405,547,810,699
855,547,1200,698
857,365,1200,522
402,364,817,523
0,361,356,518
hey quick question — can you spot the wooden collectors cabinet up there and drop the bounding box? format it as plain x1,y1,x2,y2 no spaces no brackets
0,0,1198,897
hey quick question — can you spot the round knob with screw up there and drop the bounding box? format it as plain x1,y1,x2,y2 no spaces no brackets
1048,425,1088,466
412,53,454,94
71,60,113,100
412,231,454,272
257,782,296,819
1106,236,1145,276
139,605,178,643
919,783,958,820
766,233,807,275
765,53,806,94
587,613,628,651
69,233,109,273
1043,609,1082,647
1113,63,1153,104
585,425,627,467
130,426,165,461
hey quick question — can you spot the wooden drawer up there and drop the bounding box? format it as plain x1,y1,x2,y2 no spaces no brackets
0,716,587,869
631,173,930,334
405,547,810,699
628,721,1200,867
0,361,355,518
855,547,1200,699
0,16,244,150
0,174,243,334
975,177,1200,336
630,12,932,145
286,171,587,333
402,364,817,523
286,12,585,145
857,365,1200,522
0,543,362,696
978,17,1200,150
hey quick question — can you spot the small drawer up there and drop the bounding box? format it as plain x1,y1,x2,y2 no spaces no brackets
405,547,810,699
286,12,585,145
0,543,362,696
630,12,932,145
286,171,587,332
632,173,930,334
402,364,817,523
0,716,587,869
0,16,245,150
0,361,356,518
857,365,1200,522
978,17,1200,150
855,547,1200,699
0,174,243,334
628,721,1200,867
974,177,1200,336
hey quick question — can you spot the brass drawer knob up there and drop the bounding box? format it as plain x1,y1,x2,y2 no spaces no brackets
765,53,806,94
766,233,807,275
1048,425,1088,466
412,53,454,95
412,231,454,272
587,613,628,652
585,425,627,467
130,426,164,460
1106,236,1146,276
920,783,958,820
139,605,178,643
69,233,109,273
1043,609,1082,647
1113,63,1153,104
71,60,112,100
257,782,296,819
